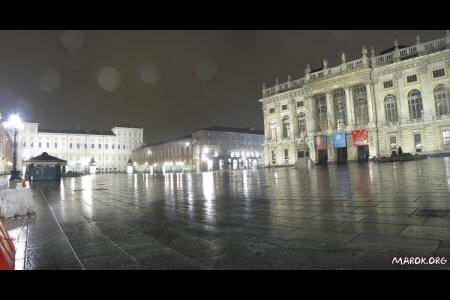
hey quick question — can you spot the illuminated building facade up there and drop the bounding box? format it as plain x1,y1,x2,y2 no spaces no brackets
10,122,144,173
132,126,264,172
259,31,450,166
0,113,13,174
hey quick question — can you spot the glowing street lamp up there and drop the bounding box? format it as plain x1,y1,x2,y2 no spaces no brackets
4,114,24,181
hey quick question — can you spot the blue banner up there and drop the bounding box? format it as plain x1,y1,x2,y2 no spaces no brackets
332,132,346,148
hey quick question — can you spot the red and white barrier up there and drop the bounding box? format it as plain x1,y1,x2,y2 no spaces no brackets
0,220,15,270
0,181,35,218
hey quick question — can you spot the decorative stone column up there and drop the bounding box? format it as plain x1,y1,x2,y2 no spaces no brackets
365,83,376,128
344,86,354,128
326,90,335,132
417,65,433,122
394,71,408,123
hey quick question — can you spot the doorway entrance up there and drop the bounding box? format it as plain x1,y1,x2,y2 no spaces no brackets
336,147,348,163
357,145,369,162
317,149,328,165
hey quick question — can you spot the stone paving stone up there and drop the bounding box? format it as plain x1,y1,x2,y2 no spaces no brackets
79,254,145,270
281,228,359,244
353,207,417,215
271,210,321,219
376,201,425,208
343,234,440,255
298,205,360,213
399,225,450,242
25,247,82,270
277,218,346,231
423,217,450,227
313,212,369,222
435,241,450,256
358,214,427,226
71,241,125,259
332,222,408,236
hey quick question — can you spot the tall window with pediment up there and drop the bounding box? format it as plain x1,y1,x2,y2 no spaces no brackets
333,88,346,130
297,113,306,136
434,84,450,116
315,94,328,131
269,119,277,141
282,116,290,139
353,85,369,126
408,89,423,119
384,94,398,122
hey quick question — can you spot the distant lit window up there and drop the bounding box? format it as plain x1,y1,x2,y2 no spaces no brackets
298,151,305,158
112,144,115,149
406,74,417,83
118,144,120,149
91,144,94,149
284,149,289,159
383,80,393,89
39,142,42,148
269,108,275,114
31,142,33,148
297,101,304,107
282,104,288,110
77,143,80,149
105,144,108,149
55,143,58,148
98,144,101,149
433,68,445,78
408,89,423,119
414,134,422,150
69,143,72,149
384,94,398,122
442,131,450,145
433,84,449,116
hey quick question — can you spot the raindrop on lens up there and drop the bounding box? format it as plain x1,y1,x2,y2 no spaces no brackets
96,66,122,91
38,67,61,92
60,30,84,51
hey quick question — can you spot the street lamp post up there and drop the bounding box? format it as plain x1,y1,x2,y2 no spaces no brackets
4,114,23,181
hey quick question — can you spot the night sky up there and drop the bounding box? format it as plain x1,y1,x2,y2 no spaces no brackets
0,30,444,143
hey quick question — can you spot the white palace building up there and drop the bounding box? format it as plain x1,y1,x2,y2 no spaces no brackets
259,30,450,166
10,122,144,173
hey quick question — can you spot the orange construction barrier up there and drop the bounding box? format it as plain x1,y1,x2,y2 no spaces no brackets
22,180,26,188
0,220,15,270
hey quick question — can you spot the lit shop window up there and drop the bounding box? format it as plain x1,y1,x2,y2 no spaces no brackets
443,131,450,145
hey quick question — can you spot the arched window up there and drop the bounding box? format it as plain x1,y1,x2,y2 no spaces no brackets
384,94,398,122
269,119,277,141
282,116,290,138
315,93,328,131
333,88,346,130
434,84,450,116
297,112,306,136
353,85,369,126
408,89,423,119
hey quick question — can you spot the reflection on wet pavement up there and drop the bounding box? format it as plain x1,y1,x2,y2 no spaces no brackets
3,157,450,269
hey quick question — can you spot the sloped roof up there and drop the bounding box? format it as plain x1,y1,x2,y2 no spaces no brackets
24,152,67,163
39,128,116,135
140,134,192,149
195,126,264,135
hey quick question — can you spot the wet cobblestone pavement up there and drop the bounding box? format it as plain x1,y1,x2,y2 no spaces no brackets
3,157,450,269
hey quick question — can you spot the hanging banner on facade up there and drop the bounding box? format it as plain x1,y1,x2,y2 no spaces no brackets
332,132,346,148
314,135,327,150
352,129,368,146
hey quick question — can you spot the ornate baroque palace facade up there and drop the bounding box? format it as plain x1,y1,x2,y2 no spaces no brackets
11,122,144,173
259,31,450,166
